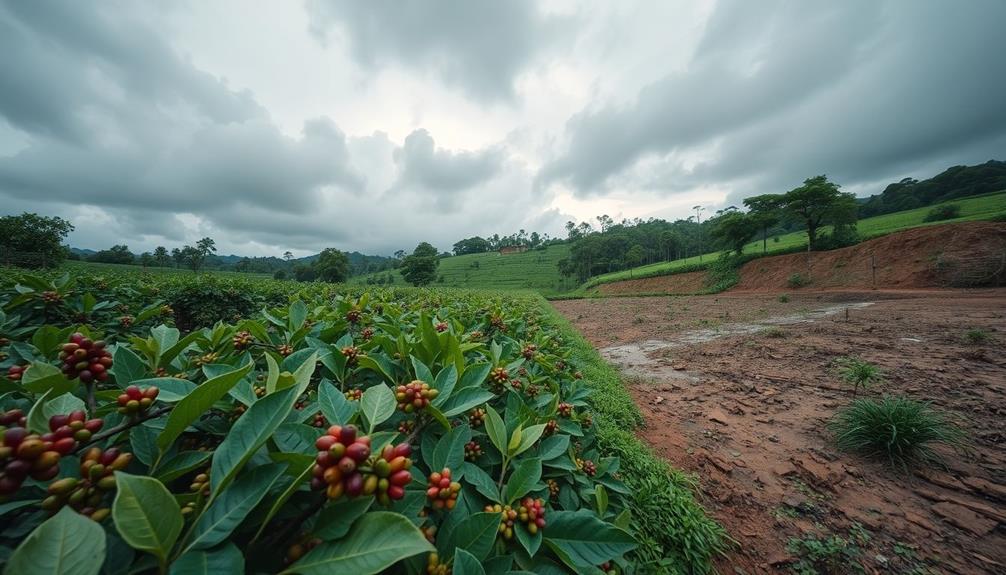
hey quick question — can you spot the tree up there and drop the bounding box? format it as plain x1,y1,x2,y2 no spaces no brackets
314,248,350,283
139,252,155,268
178,237,217,272
400,242,440,286
624,244,645,269
452,237,492,255
89,245,135,265
171,247,183,268
292,264,317,282
153,246,170,267
710,212,759,255
283,251,293,262
778,176,857,250
742,194,782,254
0,212,74,268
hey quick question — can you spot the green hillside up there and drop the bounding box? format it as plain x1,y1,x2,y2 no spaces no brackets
583,190,1006,288
348,243,573,293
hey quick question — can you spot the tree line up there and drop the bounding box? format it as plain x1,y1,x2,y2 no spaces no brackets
557,175,859,282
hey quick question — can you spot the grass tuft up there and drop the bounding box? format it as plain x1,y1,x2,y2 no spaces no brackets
963,328,991,345
829,396,967,469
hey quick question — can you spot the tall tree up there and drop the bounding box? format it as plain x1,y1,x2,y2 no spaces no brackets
153,246,170,267
742,194,782,254
314,248,350,282
710,212,759,255
401,242,440,286
0,212,74,268
778,176,857,250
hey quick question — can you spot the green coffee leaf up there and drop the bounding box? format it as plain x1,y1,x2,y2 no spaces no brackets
542,510,636,570
156,361,254,453
4,506,106,575
283,512,432,575
189,462,287,550
360,384,395,432
112,473,182,564
504,458,541,504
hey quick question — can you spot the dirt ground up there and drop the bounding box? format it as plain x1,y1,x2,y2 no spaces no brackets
553,290,1006,574
593,222,1006,296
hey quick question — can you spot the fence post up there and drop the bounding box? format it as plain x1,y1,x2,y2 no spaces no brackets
871,255,877,290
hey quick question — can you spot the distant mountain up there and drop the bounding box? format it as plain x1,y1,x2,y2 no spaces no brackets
69,247,96,257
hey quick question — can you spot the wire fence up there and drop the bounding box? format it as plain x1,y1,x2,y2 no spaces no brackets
931,252,1006,287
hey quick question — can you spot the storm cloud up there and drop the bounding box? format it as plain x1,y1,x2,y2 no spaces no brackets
0,0,1003,256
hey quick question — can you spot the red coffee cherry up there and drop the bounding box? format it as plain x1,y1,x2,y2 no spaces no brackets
395,381,438,413
425,468,461,510
58,333,113,383
117,386,159,415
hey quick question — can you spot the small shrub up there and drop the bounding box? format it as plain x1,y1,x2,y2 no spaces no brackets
922,204,961,222
787,273,810,288
272,269,287,280
778,294,790,303
963,328,991,345
835,356,883,397
830,396,967,468
763,327,786,338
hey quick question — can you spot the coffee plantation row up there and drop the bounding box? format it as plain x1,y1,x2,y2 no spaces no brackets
0,269,724,574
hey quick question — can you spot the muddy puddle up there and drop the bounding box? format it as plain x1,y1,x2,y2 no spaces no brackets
600,302,874,382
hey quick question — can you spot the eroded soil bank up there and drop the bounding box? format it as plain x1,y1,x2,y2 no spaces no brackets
554,291,1006,574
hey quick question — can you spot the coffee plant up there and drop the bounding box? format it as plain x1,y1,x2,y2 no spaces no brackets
0,270,637,574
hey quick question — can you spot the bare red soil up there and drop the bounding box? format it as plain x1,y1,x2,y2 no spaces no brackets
597,222,1006,296
554,291,1006,574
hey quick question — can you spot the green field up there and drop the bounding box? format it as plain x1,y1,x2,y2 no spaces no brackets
348,243,573,293
63,260,273,280
583,190,1006,288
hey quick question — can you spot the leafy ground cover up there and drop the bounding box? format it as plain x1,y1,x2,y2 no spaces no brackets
0,267,721,574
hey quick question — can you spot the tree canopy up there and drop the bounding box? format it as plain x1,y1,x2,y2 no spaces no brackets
777,175,858,249
0,212,74,268
401,242,440,286
314,247,350,283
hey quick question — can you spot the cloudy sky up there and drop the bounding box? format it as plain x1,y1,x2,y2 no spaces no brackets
1,1,1004,257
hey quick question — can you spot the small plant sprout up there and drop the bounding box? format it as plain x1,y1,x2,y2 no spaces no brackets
963,328,991,345
778,294,790,303
836,356,883,397
829,396,968,469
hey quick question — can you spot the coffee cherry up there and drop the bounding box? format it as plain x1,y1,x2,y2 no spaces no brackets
544,419,558,436
361,327,375,341
345,309,362,324
468,408,486,427
425,468,461,510
41,291,63,305
117,386,159,415
340,346,362,368
522,344,537,360
574,371,583,380
344,388,362,401
194,352,219,366
43,447,131,520
510,379,523,391
464,440,482,462
517,497,546,534
525,384,541,398
6,365,25,381
490,315,506,332
547,478,560,498
485,503,519,540
489,366,509,386
466,330,483,341
395,381,438,413
434,322,448,333
276,344,293,357
58,334,112,383
558,403,573,418
577,458,596,477
190,472,210,496
1,409,26,427
119,316,134,329
286,534,322,563
398,420,415,435
232,331,253,350
426,552,449,575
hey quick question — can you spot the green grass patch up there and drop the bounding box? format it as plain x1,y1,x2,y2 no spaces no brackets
830,396,968,469
539,301,728,572
348,244,574,293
